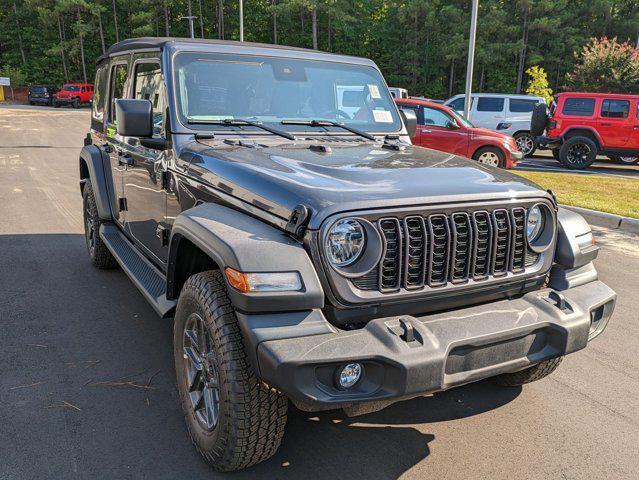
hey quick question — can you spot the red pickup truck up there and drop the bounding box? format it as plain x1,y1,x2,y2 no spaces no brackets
533,92,639,168
53,83,94,108
395,98,522,169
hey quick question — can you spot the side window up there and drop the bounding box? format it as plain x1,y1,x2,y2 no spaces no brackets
133,61,164,135
449,97,468,111
509,99,537,113
91,66,107,123
423,107,455,128
562,98,595,116
476,97,505,112
108,63,129,124
601,99,629,119
398,105,423,125
81,86,86,93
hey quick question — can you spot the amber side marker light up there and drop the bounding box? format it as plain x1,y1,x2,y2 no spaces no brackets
224,267,303,293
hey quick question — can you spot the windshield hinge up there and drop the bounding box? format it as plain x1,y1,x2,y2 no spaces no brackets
286,204,311,238
382,135,407,151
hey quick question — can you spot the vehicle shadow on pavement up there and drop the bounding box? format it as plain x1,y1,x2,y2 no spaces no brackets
0,233,521,480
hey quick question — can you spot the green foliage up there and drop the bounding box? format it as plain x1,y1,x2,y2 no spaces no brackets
1,0,639,96
0,65,27,86
567,36,639,94
526,66,553,104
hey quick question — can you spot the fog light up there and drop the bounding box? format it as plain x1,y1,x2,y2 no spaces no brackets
337,363,362,389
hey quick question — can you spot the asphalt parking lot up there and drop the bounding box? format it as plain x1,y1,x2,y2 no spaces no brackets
1,105,638,480
516,151,639,179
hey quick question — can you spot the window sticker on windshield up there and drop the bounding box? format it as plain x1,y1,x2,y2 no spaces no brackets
372,109,393,123
368,84,381,99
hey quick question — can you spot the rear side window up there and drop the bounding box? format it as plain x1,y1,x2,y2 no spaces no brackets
108,63,128,124
601,99,630,119
509,99,538,113
91,66,107,124
476,97,504,112
562,98,595,116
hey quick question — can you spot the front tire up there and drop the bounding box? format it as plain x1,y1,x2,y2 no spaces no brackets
473,146,506,168
559,136,597,169
82,181,117,269
173,271,288,472
514,132,537,157
490,357,563,387
72,98,80,108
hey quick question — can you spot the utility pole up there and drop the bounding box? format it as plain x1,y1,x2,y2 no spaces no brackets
239,0,244,41
463,0,479,120
182,16,197,38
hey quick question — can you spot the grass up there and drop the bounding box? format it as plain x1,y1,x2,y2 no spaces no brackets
514,171,639,219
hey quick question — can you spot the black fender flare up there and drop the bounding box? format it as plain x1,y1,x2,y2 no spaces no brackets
79,144,115,221
167,203,324,312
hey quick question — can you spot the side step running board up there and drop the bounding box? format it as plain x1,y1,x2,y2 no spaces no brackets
100,223,176,318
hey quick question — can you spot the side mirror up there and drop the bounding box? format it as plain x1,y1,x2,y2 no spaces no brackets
447,120,460,130
399,109,417,137
115,99,153,137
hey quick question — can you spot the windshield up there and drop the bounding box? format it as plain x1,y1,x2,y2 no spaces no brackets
174,52,402,134
62,85,81,92
454,111,474,128
31,86,47,93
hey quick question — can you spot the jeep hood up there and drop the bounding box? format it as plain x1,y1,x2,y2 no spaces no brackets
183,138,546,229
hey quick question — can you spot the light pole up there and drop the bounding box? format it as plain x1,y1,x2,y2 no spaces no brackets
463,0,479,120
182,16,197,38
239,0,244,41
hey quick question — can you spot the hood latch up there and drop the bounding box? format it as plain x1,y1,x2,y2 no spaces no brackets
286,204,311,238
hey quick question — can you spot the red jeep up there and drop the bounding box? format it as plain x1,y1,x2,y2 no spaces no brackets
53,83,94,108
533,92,639,168
395,98,522,169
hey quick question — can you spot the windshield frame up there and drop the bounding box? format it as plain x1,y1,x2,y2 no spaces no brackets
168,47,405,137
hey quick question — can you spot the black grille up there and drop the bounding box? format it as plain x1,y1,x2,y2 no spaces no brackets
354,207,539,293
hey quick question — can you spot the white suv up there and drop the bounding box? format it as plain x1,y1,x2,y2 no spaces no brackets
445,93,546,157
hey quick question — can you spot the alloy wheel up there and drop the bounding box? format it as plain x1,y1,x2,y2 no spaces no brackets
566,143,592,167
183,313,220,431
84,204,96,256
477,151,500,167
515,135,535,156
618,156,638,165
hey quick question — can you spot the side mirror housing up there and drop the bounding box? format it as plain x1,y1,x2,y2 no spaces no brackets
115,99,153,137
448,120,461,130
399,109,417,137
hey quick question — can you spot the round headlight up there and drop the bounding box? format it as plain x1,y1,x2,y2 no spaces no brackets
325,218,366,267
527,205,544,242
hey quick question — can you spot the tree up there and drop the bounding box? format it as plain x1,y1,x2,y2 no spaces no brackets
525,65,553,104
567,36,639,93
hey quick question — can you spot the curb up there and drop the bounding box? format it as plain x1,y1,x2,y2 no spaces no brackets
560,204,639,235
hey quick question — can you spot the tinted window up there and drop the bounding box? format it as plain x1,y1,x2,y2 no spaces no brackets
92,66,107,123
63,85,81,92
133,61,164,135
108,63,128,124
563,98,595,116
31,86,46,93
476,97,505,112
509,99,538,113
449,97,469,111
423,107,455,128
601,99,629,119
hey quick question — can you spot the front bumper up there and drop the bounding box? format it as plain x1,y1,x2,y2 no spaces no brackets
506,150,523,168
53,97,76,105
254,280,615,408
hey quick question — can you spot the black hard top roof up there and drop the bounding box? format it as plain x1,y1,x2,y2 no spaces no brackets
97,37,367,64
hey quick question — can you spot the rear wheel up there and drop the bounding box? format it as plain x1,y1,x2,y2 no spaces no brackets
473,146,506,168
174,271,288,471
607,154,639,165
82,181,117,269
559,136,597,169
490,357,563,387
514,132,537,157
72,98,80,108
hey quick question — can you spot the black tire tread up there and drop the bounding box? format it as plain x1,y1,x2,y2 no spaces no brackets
559,136,597,169
530,103,548,137
176,271,287,472
83,182,117,269
490,356,563,387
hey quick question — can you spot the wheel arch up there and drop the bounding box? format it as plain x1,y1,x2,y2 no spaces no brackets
79,145,114,220
513,129,532,137
166,203,324,312
562,128,602,149
471,144,506,160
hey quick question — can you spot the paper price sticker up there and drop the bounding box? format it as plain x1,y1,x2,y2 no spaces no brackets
372,109,393,123
368,84,381,99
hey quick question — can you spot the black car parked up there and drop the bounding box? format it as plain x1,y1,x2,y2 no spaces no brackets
28,85,59,105
79,37,616,471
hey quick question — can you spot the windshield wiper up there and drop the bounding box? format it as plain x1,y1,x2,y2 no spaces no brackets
187,118,296,141
281,119,376,141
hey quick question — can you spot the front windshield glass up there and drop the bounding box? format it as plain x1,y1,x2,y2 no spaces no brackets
63,85,81,91
455,112,474,128
173,52,402,134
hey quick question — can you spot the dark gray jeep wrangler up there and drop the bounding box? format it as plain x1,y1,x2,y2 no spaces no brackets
80,37,616,471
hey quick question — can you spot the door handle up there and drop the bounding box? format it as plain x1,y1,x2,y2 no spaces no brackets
118,154,134,166
633,126,639,130
421,129,432,133
601,123,612,126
